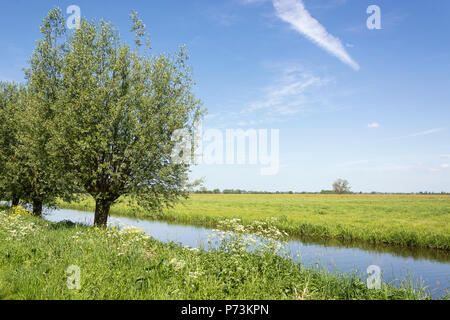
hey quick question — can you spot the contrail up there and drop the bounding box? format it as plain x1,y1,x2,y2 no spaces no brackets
273,0,360,71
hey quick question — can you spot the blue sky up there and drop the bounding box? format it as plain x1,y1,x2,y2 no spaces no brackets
1,0,449,192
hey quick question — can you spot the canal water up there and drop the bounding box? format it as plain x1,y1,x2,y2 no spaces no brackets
43,207,449,299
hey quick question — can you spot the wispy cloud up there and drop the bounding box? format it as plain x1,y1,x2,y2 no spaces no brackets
354,162,427,173
202,2,241,27
205,63,338,128
272,0,359,70
428,163,450,172
384,128,446,142
407,128,445,138
243,64,331,115
368,122,380,129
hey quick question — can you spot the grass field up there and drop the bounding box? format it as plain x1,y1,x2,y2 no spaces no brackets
58,194,450,250
0,208,431,300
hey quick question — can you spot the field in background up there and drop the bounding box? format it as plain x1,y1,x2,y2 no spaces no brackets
58,194,450,250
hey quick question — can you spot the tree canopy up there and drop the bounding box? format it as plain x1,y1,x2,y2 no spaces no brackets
0,82,26,206
332,179,351,194
0,8,203,227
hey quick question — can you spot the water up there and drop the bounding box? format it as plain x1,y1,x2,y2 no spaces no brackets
43,208,449,299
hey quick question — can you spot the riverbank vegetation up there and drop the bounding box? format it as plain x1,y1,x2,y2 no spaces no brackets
58,193,450,250
0,208,432,300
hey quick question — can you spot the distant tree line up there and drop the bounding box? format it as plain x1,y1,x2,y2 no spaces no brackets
194,188,296,195
193,189,450,195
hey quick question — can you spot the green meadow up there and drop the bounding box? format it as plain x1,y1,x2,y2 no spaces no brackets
59,194,450,250
0,209,431,300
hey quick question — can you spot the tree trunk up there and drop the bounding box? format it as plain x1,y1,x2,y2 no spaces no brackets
94,199,111,228
11,196,20,207
32,199,43,217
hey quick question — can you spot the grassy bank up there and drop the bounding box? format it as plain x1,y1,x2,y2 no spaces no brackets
58,194,450,250
0,208,432,300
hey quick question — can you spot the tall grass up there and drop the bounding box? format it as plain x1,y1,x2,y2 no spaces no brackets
58,194,450,250
0,208,433,300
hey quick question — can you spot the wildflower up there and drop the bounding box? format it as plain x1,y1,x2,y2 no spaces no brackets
169,258,186,271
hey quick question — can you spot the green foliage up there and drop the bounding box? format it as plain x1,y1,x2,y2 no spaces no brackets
0,82,29,204
1,8,202,223
14,8,77,215
0,209,432,300
50,13,203,226
59,194,450,249
332,179,351,194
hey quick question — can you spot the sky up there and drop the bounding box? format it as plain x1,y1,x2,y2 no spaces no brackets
0,0,449,193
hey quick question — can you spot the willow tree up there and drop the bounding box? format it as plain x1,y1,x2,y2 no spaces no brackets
54,13,203,227
332,179,351,194
0,82,28,206
0,82,16,203
19,8,76,216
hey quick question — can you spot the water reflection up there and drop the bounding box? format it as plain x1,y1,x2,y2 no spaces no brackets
42,207,449,299
288,235,450,263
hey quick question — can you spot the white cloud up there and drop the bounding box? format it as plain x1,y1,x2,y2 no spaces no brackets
243,65,331,115
272,0,359,70
368,122,380,129
441,164,450,169
385,128,446,142
357,162,426,172
407,128,445,138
